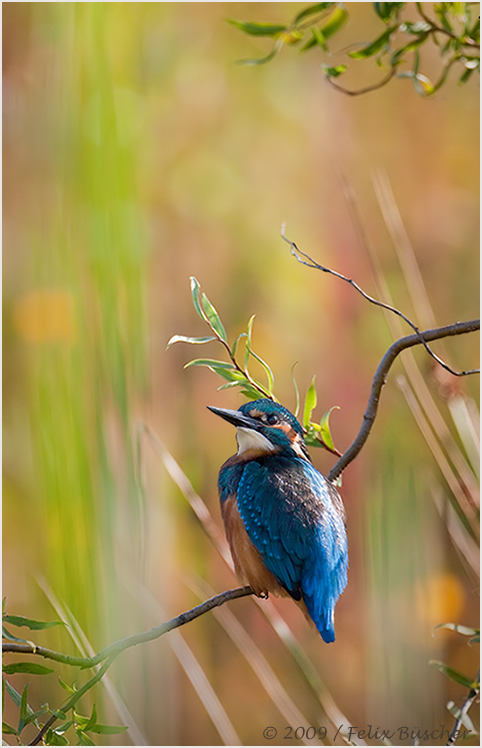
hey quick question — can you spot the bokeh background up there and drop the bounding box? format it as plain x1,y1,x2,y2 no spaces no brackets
3,3,479,746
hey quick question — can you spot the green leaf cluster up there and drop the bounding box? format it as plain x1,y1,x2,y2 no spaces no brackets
228,2,480,94
167,278,340,454
2,604,127,745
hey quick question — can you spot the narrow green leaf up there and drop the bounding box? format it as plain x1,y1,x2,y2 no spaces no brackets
4,679,41,732
59,677,77,693
73,712,89,729
3,614,65,631
244,315,256,371
201,293,227,341
468,17,479,42
5,680,23,709
303,377,317,427
2,722,17,735
51,710,67,721
319,5,348,39
458,65,477,85
217,380,247,391
227,19,288,37
166,334,216,349
311,26,328,51
237,39,283,66
323,63,347,77
319,406,340,452
390,33,429,65
77,730,95,746
54,721,74,735
429,660,478,689
3,662,54,675
184,358,235,370
232,332,246,358
280,30,303,45
433,623,480,637
374,2,405,23
293,2,333,25
185,359,245,383
18,682,29,733
435,5,454,33
23,706,49,727
240,384,270,400
89,724,129,735
291,363,300,419
84,705,98,733
349,25,397,58
300,33,318,52
45,730,68,746
249,350,274,393
244,315,274,393
2,625,33,643
190,277,205,321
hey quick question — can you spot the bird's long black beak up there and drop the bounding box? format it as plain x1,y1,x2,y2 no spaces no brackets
207,406,260,431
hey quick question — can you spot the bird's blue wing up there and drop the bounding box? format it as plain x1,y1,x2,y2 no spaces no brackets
298,463,348,642
237,456,348,642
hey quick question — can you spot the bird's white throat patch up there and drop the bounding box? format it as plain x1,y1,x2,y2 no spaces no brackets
236,427,276,454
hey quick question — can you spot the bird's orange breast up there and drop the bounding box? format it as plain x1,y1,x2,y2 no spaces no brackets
221,494,287,598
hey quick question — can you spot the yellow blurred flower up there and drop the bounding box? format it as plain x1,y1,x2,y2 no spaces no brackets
14,290,76,344
416,572,466,629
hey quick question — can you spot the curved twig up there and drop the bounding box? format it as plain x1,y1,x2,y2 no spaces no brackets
324,65,397,96
327,320,480,482
281,227,479,377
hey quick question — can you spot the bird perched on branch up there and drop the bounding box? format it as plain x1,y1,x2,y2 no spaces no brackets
208,398,348,643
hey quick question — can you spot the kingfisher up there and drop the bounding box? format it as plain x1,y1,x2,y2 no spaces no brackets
208,398,348,643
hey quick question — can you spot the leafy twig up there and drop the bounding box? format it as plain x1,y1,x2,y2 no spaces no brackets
3,587,254,745
168,277,276,401
416,2,480,48
168,277,341,452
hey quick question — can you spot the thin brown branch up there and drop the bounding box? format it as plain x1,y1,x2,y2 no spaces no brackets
327,320,480,482
3,587,254,669
281,227,479,377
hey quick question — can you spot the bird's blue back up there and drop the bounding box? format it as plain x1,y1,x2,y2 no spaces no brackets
219,451,348,643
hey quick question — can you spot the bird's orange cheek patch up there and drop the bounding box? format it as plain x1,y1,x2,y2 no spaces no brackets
279,424,296,439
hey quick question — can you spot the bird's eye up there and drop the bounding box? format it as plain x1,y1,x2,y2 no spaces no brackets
267,414,278,425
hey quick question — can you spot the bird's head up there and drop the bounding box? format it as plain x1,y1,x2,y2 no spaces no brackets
208,399,310,461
